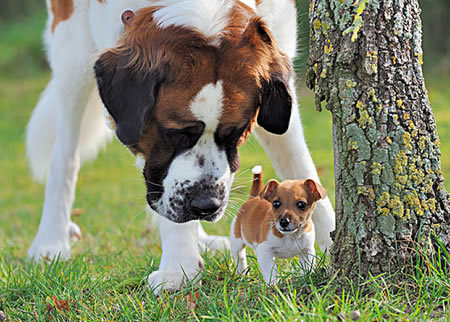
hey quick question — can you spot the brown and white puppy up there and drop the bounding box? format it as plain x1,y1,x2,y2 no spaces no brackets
231,166,327,284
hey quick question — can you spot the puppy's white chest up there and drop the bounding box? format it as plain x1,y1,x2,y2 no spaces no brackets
270,235,304,259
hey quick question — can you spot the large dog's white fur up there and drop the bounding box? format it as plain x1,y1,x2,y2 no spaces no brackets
26,0,335,294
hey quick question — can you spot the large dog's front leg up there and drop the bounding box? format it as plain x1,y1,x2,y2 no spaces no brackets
254,86,335,252
148,217,203,294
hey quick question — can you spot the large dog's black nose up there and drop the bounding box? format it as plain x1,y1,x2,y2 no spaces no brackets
190,197,221,216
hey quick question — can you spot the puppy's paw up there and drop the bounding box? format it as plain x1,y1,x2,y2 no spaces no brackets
268,276,280,286
148,267,202,295
236,262,248,275
199,235,230,253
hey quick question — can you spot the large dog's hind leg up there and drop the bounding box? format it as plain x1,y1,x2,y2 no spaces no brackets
148,217,203,294
254,82,335,252
198,223,230,253
27,5,97,261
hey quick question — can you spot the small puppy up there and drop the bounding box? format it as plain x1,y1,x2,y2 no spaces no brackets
230,166,327,284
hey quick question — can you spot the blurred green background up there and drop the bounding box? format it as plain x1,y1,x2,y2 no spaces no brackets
0,0,449,256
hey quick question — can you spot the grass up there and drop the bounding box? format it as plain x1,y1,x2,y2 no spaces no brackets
0,10,449,321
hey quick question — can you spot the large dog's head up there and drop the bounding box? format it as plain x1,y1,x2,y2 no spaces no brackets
94,3,293,223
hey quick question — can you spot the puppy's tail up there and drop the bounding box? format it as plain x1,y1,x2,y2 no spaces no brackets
250,165,263,197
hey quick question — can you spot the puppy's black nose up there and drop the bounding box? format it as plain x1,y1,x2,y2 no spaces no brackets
279,217,290,228
190,197,221,216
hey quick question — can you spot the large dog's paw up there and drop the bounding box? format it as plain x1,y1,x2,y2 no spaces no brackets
27,221,81,262
198,234,230,253
148,265,202,295
28,235,71,262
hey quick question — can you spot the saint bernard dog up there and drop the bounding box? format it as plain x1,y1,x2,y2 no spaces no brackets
26,0,335,293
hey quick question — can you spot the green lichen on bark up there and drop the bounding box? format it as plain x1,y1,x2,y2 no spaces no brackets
307,0,450,279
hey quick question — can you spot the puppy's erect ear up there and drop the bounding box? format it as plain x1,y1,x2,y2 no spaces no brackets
304,179,327,202
260,179,280,201
244,18,293,135
94,51,167,146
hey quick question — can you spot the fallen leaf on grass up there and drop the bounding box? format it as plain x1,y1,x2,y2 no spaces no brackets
72,208,84,217
186,292,200,311
46,295,71,313
141,227,152,237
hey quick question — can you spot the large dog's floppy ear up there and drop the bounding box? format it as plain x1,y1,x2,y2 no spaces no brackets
258,75,292,135
245,18,293,135
94,51,166,145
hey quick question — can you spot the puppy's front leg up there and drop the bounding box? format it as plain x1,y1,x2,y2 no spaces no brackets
297,229,317,274
148,217,203,295
298,248,316,275
256,245,278,285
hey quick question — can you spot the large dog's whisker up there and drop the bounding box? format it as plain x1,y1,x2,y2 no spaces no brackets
146,191,164,195
231,184,251,190
227,201,242,208
228,196,246,203
229,200,243,210
234,167,251,178
228,201,245,209
228,202,245,209
232,177,254,184
231,183,253,190
144,180,164,188
134,206,150,218
225,205,242,214
150,203,165,215
230,190,249,196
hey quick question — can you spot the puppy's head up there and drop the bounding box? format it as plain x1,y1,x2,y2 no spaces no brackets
260,179,327,234
94,5,293,223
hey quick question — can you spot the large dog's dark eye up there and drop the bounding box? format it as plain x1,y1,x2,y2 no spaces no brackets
296,201,307,210
214,124,248,173
214,125,247,147
163,124,204,151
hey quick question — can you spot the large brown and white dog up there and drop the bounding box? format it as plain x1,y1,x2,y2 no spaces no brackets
26,0,335,293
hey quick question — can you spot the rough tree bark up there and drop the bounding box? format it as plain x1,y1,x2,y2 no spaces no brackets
306,0,450,279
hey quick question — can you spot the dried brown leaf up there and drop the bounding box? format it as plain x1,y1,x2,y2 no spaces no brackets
186,291,200,311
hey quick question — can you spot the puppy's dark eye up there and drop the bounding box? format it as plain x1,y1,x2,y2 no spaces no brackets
272,200,281,209
296,201,307,210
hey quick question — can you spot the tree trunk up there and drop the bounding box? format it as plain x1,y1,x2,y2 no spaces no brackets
306,0,450,279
